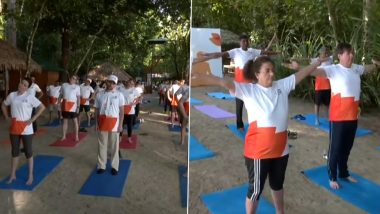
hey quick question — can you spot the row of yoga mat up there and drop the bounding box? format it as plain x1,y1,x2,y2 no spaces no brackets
191,95,378,213
0,155,187,207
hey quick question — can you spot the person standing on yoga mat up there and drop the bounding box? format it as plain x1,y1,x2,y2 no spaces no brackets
78,78,95,132
46,80,62,124
197,34,277,132
283,46,333,125
167,80,181,127
192,56,325,214
60,75,80,141
95,75,124,175
119,79,139,144
175,81,189,146
1,77,46,185
311,42,380,190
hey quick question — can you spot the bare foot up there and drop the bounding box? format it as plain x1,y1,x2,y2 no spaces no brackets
329,180,340,189
128,138,132,143
7,176,16,184
344,176,358,183
26,177,33,185
60,137,66,141
75,137,79,142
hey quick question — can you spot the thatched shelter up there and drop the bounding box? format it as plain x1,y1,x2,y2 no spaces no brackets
0,40,42,99
0,40,42,73
87,62,132,82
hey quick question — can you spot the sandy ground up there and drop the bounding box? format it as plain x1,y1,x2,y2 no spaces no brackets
0,93,187,214
189,86,380,214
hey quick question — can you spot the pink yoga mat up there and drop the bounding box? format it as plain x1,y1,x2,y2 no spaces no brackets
119,134,137,149
49,132,87,147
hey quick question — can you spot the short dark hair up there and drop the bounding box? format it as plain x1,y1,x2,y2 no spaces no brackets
336,42,352,55
23,77,33,88
243,56,275,82
239,34,249,41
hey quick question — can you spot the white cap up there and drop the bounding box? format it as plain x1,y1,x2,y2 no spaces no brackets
86,78,92,83
107,75,118,84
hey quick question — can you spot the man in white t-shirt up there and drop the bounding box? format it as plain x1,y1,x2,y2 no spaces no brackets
196,35,277,132
1,77,46,185
312,42,380,190
79,78,95,131
46,80,61,124
167,80,181,126
60,75,81,141
28,75,44,133
95,75,124,175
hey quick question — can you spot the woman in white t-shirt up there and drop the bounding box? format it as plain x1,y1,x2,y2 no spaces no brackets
192,56,324,214
1,77,46,185
119,80,139,144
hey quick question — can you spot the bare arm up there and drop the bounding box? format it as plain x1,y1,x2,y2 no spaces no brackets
295,61,322,85
29,104,45,124
193,51,229,64
191,72,236,94
363,59,380,74
118,106,124,132
36,91,44,99
1,102,10,121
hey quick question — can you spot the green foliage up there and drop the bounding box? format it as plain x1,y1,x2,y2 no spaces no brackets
193,0,380,108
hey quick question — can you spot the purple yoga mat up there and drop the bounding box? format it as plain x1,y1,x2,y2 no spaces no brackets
194,105,235,119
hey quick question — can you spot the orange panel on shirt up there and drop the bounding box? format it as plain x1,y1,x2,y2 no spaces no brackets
62,99,75,112
98,115,118,132
49,97,58,105
171,96,178,107
80,97,88,105
234,67,250,83
330,93,359,121
124,105,132,115
10,118,28,135
184,102,189,116
315,77,331,90
244,121,287,159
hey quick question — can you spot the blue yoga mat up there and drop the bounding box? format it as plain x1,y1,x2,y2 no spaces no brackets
0,155,63,191
302,165,380,213
169,124,181,132
79,159,132,198
201,183,275,214
377,146,380,151
189,135,215,161
226,124,248,141
190,97,203,105
207,92,235,100
80,119,95,128
194,105,235,119
179,165,188,208
293,113,372,137
42,118,61,127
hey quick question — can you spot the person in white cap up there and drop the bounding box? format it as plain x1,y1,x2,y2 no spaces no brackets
94,75,124,175
78,78,95,131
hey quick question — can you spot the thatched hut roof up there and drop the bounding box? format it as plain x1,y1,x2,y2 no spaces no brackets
0,40,42,73
87,62,132,81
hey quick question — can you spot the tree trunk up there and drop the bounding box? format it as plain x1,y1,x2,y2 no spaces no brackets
6,0,17,47
325,0,339,46
25,0,46,77
73,28,103,75
60,23,70,82
362,0,372,62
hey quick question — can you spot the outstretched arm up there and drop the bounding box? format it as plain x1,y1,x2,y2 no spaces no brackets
364,59,380,74
294,61,322,85
191,72,235,94
193,51,229,64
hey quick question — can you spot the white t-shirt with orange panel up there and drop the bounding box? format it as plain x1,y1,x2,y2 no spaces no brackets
28,83,42,97
95,89,125,132
311,56,333,91
228,48,261,83
322,64,364,121
47,85,61,105
120,87,139,115
231,75,296,159
80,84,95,106
3,92,41,135
61,83,80,112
